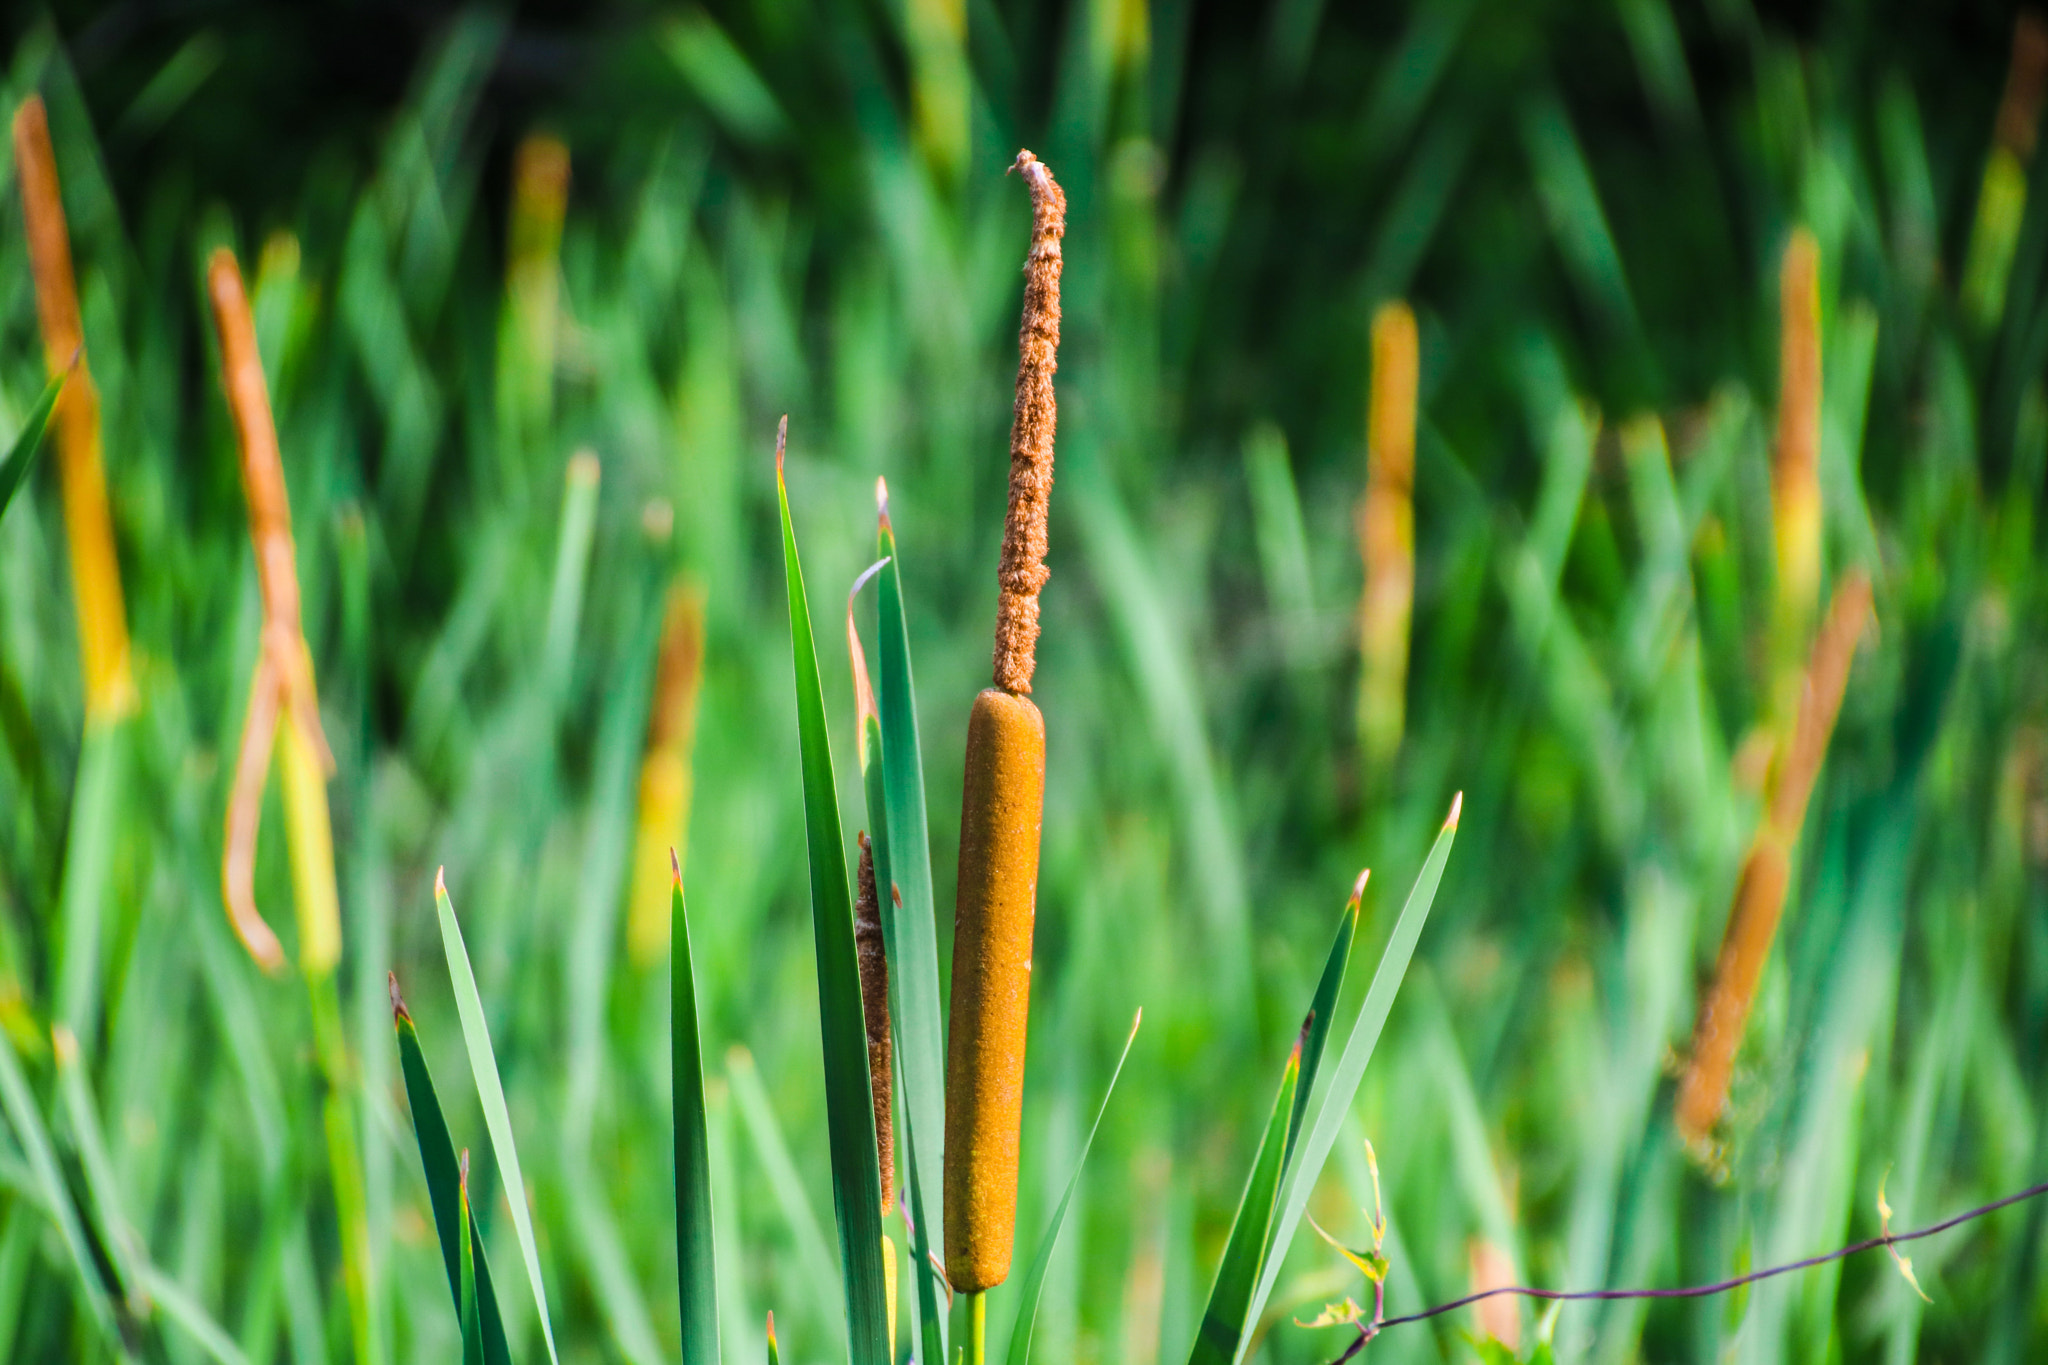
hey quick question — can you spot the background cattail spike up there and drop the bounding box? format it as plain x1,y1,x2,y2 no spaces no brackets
12,95,134,723
1676,569,1873,1149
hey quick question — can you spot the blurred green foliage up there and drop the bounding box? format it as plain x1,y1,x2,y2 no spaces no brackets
0,1,2043,1362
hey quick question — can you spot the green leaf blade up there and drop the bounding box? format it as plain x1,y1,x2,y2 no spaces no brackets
1242,797,1462,1350
391,977,513,1365
1004,1011,1142,1365
1189,1023,1305,1365
875,498,950,1365
430,874,561,1365
672,871,721,1365
0,366,63,522
460,1155,485,1365
775,431,891,1365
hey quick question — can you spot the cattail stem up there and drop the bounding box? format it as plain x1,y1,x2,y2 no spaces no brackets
946,151,1063,1297
211,246,375,1364
964,1290,987,1365
1676,569,1873,1149
1357,301,1417,773
12,96,134,724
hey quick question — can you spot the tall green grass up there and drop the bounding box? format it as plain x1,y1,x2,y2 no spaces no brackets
0,4,2041,1363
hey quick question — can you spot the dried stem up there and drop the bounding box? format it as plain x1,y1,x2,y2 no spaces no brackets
991,150,1065,694
855,832,896,1211
209,247,338,976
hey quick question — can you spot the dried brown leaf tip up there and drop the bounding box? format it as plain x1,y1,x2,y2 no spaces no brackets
991,150,1066,695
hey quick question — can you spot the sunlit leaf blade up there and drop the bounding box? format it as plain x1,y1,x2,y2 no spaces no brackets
1188,1024,1304,1365
672,867,721,1364
0,1025,119,1342
1288,883,1361,1169
460,1154,485,1365
1004,1010,1142,1365
135,1265,252,1365
1243,798,1462,1347
775,430,890,1365
874,491,950,1365
391,976,512,1365
52,1025,141,1311
433,872,561,1365
0,367,63,522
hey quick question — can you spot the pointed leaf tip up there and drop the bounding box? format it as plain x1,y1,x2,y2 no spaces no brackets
875,475,890,523
1445,792,1463,830
436,866,448,897
774,416,788,480
459,1148,471,1188
1350,868,1371,904
670,847,683,885
389,972,411,1022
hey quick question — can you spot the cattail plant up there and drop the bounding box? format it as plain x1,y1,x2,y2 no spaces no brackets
945,149,1063,1336
1963,12,2048,329
208,246,376,1363
1676,568,1873,1151
626,581,706,967
13,95,133,723
1356,301,1417,776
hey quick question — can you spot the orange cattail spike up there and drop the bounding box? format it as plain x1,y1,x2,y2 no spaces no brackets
946,687,1045,1292
12,96,134,723
1676,570,1873,1149
1357,300,1418,772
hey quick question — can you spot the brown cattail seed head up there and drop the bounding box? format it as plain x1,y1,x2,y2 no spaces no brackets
854,831,896,1212
944,688,1046,1291
991,151,1065,694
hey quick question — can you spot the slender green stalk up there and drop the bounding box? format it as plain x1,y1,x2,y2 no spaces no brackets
965,1291,986,1365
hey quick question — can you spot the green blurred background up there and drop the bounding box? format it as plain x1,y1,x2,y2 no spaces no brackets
0,0,2043,1361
